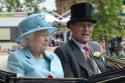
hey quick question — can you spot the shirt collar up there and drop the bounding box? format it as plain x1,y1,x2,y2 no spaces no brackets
71,38,84,49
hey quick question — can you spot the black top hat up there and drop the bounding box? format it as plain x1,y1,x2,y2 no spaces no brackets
67,3,96,28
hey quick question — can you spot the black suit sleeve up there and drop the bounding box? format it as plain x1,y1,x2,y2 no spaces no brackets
54,47,75,78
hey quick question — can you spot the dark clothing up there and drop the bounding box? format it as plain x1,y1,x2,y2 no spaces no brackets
54,40,108,78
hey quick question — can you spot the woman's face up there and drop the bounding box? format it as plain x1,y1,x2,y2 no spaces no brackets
70,21,94,44
29,29,50,51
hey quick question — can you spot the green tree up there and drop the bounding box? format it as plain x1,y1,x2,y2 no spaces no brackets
0,0,45,14
87,0,125,55
87,0,125,40
24,0,45,14
5,0,22,12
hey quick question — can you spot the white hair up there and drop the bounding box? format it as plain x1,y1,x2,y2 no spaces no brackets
19,33,34,47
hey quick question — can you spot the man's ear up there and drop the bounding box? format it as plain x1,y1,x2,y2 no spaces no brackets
69,24,74,30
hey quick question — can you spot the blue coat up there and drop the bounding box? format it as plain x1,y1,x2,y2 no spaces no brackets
7,47,64,78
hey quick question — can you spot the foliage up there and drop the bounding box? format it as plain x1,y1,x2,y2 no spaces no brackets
87,0,124,41
5,0,22,12
0,0,45,14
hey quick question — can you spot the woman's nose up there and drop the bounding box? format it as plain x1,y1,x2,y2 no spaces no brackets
43,36,49,41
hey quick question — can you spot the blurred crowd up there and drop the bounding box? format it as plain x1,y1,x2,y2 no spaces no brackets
108,37,125,58
49,32,64,47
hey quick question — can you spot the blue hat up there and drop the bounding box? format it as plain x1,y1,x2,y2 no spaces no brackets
16,13,57,43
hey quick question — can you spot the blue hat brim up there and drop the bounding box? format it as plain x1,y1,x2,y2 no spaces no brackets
16,26,57,44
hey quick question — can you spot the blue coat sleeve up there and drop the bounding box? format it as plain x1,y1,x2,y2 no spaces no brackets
44,51,64,78
7,52,25,76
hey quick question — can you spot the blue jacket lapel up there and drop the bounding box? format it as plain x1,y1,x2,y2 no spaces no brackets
23,48,35,65
44,51,64,77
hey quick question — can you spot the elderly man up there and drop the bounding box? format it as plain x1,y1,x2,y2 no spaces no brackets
55,3,115,78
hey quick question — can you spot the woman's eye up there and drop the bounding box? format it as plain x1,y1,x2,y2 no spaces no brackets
41,35,45,36
41,35,49,37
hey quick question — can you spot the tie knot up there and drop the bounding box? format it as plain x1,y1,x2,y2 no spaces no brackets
83,44,92,59
83,44,90,51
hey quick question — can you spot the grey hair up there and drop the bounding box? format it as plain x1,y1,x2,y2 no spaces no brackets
19,33,34,47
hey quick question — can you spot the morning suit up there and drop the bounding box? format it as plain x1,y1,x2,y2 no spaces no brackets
54,40,107,78
7,47,64,78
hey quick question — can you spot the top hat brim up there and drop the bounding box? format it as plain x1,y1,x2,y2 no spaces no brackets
67,19,96,28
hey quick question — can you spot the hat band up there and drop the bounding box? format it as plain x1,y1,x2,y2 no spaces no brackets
20,22,52,34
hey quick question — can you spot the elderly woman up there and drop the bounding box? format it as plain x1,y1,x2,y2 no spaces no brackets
7,13,64,78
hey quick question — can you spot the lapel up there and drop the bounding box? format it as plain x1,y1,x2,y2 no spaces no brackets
23,47,36,65
87,55,101,74
89,42,106,72
68,40,94,73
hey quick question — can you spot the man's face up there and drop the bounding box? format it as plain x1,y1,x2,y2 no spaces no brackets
70,21,94,44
